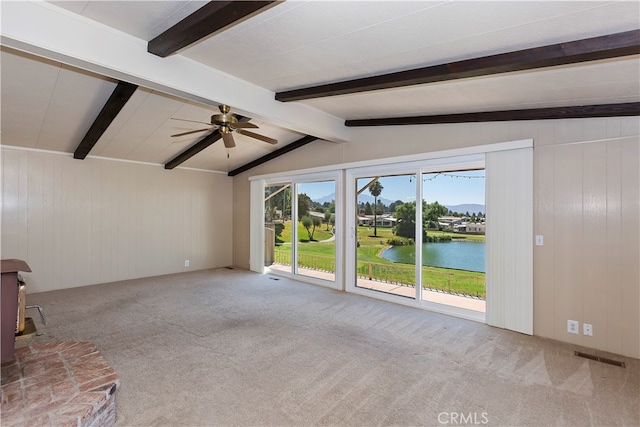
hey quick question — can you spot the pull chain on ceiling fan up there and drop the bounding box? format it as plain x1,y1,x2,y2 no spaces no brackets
171,104,277,148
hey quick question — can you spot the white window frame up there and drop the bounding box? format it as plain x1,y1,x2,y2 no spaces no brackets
251,170,343,290
345,154,486,322
250,139,533,331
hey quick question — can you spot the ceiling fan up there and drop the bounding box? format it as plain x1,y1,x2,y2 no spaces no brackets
171,104,277,148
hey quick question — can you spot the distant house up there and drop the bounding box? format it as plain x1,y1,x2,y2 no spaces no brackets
438,216,464,230
358,216,372,226
454,222,486,234
376,215,397,227
358,214,396,227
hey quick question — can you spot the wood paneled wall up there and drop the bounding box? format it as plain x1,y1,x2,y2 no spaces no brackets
534,136,639,358
1,147,233,293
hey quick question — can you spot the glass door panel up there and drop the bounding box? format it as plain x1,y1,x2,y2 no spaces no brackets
296,181,336,282
265,184,292,274
354,175,416,299
420,170,486,313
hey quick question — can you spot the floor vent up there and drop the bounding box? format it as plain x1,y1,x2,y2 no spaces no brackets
574,351,626,368
269,277,280,281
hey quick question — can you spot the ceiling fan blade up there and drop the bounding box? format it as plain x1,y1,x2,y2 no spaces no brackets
171,128,212,137
222,132,236,148
237,129,278,145
171,117,211,125
230,122,259,129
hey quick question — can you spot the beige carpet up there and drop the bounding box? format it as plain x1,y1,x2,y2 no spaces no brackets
20,268,639,426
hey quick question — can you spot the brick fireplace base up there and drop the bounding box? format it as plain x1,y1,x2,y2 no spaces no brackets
1,342,119,426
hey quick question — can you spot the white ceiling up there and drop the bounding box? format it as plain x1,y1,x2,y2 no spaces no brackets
2,1,639,173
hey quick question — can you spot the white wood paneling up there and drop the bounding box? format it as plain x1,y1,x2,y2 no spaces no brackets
619,139,640,357
583,143,608,351
604,141,624,355
553,145,584,341
534,136,640,358
486,147,533,335
1,147,233,293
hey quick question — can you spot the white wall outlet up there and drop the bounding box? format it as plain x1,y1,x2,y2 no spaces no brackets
583,323,593,336
535,235,544,246
567,319,579,335
184,260,190,267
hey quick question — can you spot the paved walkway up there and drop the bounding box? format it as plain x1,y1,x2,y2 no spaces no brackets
267,264,485,313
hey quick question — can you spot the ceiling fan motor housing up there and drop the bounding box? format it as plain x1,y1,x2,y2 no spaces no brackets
212,104,237,127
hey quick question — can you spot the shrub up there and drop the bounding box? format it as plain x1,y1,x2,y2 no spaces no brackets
387,237,414,246
425,235,452,243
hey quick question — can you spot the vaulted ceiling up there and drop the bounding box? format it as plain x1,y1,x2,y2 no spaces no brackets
2,1,639,175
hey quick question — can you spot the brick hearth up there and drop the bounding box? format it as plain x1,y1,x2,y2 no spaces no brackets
1,342,119,426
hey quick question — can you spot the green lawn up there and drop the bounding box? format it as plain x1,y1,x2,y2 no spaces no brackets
275,220,334,243
272,221,486,298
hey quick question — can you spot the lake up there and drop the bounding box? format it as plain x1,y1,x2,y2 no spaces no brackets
380,241,485,272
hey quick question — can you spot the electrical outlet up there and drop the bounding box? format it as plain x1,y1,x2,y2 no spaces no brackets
567,319,579,335
583,323,593,336
184,260,190,267
535,235,544,246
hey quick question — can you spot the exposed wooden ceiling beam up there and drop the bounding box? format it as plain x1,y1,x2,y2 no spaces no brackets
276,30,640,102
165,116,251,169
148,1,277,57
228,135,318,176
345,102,640,127
74,81,138,160
164,130,222,170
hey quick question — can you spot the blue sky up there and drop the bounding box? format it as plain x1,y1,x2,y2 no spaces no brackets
298,170,485,206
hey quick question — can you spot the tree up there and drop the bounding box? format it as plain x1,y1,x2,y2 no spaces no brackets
389,200,404,213
369,180,384,236
324,211,332,230
394,200,438,239
301,216,313,241
394,202,417,238
364,202,373,215
301,215,322,241
298,193,312,220
312,216,322,236
425,201,448,225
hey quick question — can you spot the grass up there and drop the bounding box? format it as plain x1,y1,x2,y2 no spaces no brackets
275,220,334,243
272,221,486,299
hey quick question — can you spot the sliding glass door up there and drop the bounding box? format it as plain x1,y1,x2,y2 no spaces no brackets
296,181,336,282
420,170,486,314
346,156,487,319
354,174,416,299
261,172,341,288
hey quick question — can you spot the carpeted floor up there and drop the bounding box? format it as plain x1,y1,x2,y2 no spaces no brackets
19,268,639,426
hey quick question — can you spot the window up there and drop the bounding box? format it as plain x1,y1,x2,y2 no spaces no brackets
253,172,342,289
251,140,532,332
